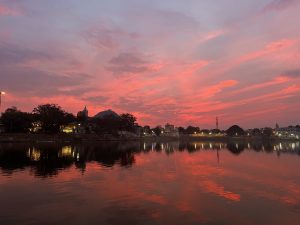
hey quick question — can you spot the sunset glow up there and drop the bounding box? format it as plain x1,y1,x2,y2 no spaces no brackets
1,0,300,128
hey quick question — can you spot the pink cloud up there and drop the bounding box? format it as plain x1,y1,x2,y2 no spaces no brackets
238,39,295,64
0,4,21,16
200,80,238,98
231,76,290,95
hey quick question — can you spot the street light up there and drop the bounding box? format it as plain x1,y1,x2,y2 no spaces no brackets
0,91,6,114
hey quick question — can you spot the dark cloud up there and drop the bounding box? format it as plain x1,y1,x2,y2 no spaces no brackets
0,42,52,65
106,52,152,75
114,96,179,119
116,97,147,112
110,52,146,65
262,0,297,13
0,42,84,69
127,8,200,35
283,70,300,78
83,95,109,104
0,66,92,97
61,87,93,96
83,25,139,50
0,41,93,97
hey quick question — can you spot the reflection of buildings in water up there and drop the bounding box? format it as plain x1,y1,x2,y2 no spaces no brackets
142,142,227,153
273,142,300,152
193,142,227,150
245,142,300,152
2,141,300,178
27,147,41,161
58,146,73,158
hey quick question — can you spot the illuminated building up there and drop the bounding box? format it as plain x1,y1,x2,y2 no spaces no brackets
30,121,42,133
275,126,300,140
161,124,179,137
61,123,76,134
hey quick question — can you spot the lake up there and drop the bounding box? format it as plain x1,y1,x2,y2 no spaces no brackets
0,141,300,225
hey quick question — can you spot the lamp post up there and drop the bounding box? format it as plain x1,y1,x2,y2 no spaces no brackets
0,91,5,114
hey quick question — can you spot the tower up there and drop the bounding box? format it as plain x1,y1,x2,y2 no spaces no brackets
77,106,89,121
216,117,219,130
83,106,88,118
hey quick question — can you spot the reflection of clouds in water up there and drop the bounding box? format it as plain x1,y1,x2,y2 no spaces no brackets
200,180,240,202
0,140,300,224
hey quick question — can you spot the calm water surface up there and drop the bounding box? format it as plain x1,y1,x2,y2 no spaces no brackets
0,141,300,225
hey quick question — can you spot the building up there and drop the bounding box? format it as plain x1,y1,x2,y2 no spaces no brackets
30,121,42,133
162,124,179,137
61,106,90,134
0,119,4,133
61,123,77,134
275,126,300,140
77,106,89,120
94,109,119,119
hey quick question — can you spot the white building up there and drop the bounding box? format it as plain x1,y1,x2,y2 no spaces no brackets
275,126,300,140
162,124,179,137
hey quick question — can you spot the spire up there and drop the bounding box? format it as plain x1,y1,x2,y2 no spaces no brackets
83,106,88,117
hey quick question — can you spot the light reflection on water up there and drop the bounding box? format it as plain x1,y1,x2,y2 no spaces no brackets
0,141,300,225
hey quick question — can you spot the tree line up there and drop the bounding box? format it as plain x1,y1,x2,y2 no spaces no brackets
1,104,296,136
0,104,138,134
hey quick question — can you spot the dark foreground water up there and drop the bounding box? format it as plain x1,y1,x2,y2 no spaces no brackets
0,141,300,225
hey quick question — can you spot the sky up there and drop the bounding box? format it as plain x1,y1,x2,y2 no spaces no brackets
0,0,300,129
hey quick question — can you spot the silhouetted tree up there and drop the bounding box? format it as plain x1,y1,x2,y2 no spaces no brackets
120,113,137,132
93,115,121,135
33,104,74,133
1,107,33,133
185,126,200,134
226,125,245,136
177,127,185,134
251,128,262,136
92,113,139,135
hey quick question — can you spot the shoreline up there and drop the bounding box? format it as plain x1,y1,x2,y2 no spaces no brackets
0,133,298,143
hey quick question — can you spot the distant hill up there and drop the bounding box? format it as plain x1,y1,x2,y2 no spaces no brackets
93,109,120,119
